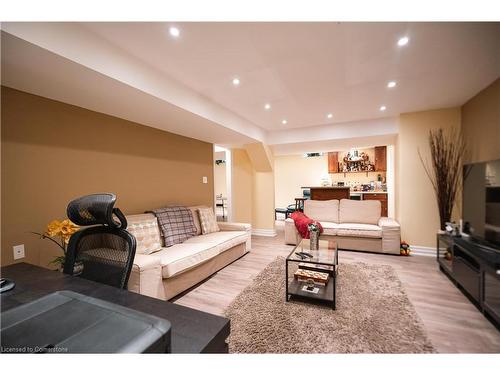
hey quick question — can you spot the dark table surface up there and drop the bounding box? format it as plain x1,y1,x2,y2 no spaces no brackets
1,263,230,353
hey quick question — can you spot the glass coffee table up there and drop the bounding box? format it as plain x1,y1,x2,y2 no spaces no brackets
285,238,338,309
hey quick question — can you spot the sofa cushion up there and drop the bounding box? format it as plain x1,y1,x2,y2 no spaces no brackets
304,199,339,223
156,231,248,278
126,214,163,254
319,221,339,236
155,243,219,278
339,199,381,225
184,231,248,253
336,223,382,238
197,207,220,234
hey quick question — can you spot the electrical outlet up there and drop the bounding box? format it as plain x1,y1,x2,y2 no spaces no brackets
13,244,25,260
202,176,208,184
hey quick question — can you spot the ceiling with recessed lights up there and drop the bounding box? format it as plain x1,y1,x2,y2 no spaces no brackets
1,22,499,153
81,22,499,130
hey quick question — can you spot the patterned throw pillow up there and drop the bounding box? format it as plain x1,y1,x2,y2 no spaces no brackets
151,206,197,247
127,218,163,255
197,207,220,234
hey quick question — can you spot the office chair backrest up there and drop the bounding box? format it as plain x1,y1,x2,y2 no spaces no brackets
64,194,136,289
67,193,128,229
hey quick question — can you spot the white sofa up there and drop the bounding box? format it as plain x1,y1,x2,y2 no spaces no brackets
126,206,251,300
285,199,400,255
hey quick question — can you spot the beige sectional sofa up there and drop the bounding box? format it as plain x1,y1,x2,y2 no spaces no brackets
126,206,251,300
285,199,400,255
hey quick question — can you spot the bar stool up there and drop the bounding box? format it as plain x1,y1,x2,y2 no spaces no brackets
294,198,306,212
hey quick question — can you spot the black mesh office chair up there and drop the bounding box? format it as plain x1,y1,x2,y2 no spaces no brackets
63,193,136,289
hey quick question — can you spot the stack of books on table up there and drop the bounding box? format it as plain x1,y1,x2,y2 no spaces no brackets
298,262,334,276
294,268,329,286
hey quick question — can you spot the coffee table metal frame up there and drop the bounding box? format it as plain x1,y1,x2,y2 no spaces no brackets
285,238,338,309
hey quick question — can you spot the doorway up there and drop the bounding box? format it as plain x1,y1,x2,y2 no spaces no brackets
214,146,232,222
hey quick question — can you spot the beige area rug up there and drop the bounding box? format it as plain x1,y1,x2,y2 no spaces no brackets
225,257,436,353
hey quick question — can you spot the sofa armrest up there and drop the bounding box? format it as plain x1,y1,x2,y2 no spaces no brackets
132,253,161,271
218,222,252,251
218,222,251,232
285,218,300,245
378,217,401,254
128,254,166,300
378,217,400,228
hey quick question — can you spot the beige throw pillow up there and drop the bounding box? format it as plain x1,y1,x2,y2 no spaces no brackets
188,205,206,235
127,217,163,254
197,207,220,234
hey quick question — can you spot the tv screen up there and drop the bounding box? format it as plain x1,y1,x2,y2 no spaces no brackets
463,159,500,249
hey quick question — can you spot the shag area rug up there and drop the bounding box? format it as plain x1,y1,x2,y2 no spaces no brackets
225,257,436,353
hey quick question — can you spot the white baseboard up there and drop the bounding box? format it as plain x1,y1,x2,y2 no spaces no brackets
410,246,435,257
252,228,277,237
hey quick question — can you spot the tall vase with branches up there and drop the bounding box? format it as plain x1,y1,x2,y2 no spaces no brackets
418,128,469,231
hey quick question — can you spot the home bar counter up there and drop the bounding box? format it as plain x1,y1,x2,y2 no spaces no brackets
301,186,351,200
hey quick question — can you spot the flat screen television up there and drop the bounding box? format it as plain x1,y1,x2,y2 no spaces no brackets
462,159,500,249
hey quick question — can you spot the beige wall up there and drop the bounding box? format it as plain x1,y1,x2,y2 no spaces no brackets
397,107,461,248
274,154,328,209
252,171,275,230
1,87,214,267
245,143,273,172
230,148,253,223
230,146,276,232
245,143,275,232
462,78,500,163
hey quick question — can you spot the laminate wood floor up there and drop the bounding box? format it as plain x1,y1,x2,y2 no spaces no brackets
174,222,500,353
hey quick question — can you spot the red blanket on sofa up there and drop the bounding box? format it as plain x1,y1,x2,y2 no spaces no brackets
290,211,323,239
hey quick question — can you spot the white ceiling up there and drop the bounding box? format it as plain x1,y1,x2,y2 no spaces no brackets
1,32,258,145
271,134,398,156
1,22,499,154
83,22,500,130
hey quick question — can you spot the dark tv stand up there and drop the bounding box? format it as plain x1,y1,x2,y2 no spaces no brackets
437,234,500,329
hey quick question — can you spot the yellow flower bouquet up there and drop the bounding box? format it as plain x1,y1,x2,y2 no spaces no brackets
32,219,80,269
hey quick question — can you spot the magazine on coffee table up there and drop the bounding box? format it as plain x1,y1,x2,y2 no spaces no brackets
298,262,334,275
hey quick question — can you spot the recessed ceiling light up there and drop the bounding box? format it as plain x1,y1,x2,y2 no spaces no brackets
387,81,397,88
169,26,180,38
264,103,271,110
232,78,240,86
327,113,333,119
397,36,409,46
380,106,387,111
282,119,287,125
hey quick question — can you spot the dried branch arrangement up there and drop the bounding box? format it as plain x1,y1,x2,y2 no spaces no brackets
418,128,468,230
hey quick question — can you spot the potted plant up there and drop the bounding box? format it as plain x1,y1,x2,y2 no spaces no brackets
32,219,80,270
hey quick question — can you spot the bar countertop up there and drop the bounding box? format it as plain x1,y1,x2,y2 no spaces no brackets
301,186,387,194
300,186,350,189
